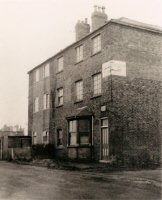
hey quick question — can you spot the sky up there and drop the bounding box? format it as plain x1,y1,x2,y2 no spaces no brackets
0,0,162,133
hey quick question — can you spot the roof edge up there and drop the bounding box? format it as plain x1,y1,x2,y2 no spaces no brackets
28,18,162,74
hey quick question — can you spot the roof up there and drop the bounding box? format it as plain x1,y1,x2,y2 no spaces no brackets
28,17,162,74
113,17,162,32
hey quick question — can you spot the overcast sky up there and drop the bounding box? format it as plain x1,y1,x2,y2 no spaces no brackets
0,0,162,133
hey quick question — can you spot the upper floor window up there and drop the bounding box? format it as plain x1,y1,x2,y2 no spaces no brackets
57,88,63,106
76,45,83,62
57,56,63,72
43,63,50,78
76,80,83,101
34,69,39,82
92,35,101,54
93,73,101,96
43,94,50,109
34,97,39,113
43,131,49,144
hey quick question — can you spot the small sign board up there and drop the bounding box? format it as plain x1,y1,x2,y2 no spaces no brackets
102,60,126,78
101,105,106,112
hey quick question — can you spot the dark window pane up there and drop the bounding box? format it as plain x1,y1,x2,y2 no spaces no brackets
78,119,90,132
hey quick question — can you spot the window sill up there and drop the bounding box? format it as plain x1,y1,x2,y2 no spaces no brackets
56,70,63,75
90,94,102,99
56,104,63,108
67,144,92,148
75,60,83,65
91,50,101,57
74,100,83,104
43,76,50,79
56,145,64,149
67,144,79,148
33,111,39,114
43,108,50,111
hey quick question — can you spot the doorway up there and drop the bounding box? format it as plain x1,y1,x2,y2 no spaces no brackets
101,118,109,161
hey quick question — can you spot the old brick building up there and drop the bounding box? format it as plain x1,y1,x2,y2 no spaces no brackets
28,6,162,165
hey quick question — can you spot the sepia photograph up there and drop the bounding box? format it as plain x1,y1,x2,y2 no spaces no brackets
0,0,161,199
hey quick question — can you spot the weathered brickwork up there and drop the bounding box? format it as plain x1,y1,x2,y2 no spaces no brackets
28,18,162,164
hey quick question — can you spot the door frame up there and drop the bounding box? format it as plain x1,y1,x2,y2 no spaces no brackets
100,117,110,163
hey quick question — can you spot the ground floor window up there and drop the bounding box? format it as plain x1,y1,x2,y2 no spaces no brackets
68,118,91,146
57,129,63,146
33,132,37,144
43,131,49,144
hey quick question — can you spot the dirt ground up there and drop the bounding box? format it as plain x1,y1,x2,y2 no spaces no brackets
0,161,161,200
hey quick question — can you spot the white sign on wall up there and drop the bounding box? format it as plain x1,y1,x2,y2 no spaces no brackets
102,60,126,78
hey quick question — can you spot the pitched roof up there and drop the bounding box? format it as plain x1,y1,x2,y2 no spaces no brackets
28,17,162,74
112,17,162,32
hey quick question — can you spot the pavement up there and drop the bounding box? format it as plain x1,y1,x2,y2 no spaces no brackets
0,161,161,200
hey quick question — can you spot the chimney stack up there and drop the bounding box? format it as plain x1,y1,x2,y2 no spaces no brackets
91,5,108,31
75,18,90,41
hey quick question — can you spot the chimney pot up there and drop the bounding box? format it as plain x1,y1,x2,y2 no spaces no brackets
91,5,108,31
94,5,97,11
75,18,90,41
102,6,105,13
98,6,102,12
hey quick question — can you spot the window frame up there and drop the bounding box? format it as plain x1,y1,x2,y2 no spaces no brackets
75,80,83,101
57,87,63,106
76,45,83,63
92,73,102,96
34,69,39,82
57,56,64,72
43,93,50,110
68,117,92,147
34,97,39,113
42,131,49,144
33,132,37,144
43,63,50,78
57,129,63,147
92,34,101,55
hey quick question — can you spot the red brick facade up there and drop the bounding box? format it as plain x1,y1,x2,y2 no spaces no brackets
28,17,162,165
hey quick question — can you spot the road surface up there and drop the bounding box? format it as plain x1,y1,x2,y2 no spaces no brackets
0,161,161,200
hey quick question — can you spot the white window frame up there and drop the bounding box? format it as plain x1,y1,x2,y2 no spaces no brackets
35,69,39,82
57,56,63,72
57,88,63,106
57,129,63,147
92,34,101,54
76,80,83,101
69,120,77,146
42,131,49,144
34,97,39,113
43,94,50,110
33,132,37,144
93,73,101,96
43,63,50,78
76,45,83,62
68,118,91,146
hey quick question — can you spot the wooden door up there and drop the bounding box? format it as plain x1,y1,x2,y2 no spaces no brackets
101,118,109,160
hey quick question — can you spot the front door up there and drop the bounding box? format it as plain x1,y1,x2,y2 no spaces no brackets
101,118,109,161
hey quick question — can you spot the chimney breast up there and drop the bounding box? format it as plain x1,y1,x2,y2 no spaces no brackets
75,19,90,41
91,5,108,31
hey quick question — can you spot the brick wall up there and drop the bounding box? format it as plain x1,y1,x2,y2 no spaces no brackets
28,21,162,163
